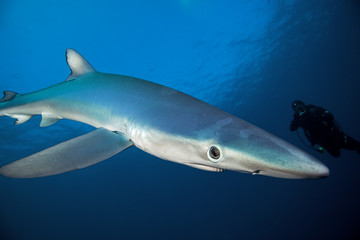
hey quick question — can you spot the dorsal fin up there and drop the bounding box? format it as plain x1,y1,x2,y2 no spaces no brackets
65,49,96,81
0,91,18,102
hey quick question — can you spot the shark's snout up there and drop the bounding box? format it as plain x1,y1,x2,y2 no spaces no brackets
242,137,330,179
219,124,330,179
256,153,330,179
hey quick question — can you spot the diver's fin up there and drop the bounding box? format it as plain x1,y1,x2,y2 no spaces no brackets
0,128,133,178
184,163,225,172
40,113,62,127
66,49,96,81
4,113,31,125
1,91,18,102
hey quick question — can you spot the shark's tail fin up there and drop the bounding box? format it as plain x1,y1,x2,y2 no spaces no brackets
0,91,31,124
0,91,18,103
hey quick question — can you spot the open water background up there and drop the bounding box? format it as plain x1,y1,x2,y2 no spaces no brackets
0,1,360,239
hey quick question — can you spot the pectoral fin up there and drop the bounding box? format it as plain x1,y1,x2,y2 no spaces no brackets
0,128,133,178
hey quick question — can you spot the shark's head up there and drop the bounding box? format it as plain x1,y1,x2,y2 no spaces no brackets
193,117,330,179
137,114,329,179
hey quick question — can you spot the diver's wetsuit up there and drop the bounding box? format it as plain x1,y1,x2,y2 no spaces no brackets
290,101,360,157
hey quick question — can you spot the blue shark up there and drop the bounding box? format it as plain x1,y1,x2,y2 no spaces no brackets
0,49,329,179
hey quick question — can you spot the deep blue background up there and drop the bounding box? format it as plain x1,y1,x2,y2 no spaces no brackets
1,1,360,239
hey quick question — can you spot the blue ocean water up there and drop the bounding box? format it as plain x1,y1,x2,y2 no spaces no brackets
0,0,359,239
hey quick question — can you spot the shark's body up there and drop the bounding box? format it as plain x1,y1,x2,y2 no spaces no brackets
0,49,329,179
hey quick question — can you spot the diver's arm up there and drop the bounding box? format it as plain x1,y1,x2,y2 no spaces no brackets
290,118,300,131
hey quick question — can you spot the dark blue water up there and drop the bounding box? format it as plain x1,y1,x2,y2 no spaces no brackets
1,1,359,239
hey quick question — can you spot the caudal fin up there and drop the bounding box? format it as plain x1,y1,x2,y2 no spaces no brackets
0,91,18,102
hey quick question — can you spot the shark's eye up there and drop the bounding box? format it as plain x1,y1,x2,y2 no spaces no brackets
207,146,221,162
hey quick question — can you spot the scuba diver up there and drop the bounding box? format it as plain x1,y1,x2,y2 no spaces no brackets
290,100,360,157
